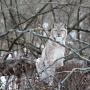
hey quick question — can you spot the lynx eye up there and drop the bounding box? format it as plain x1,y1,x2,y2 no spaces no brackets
54,30,57,31
61,30,64,31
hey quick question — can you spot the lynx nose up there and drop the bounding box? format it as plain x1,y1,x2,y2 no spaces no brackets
57,32,61,37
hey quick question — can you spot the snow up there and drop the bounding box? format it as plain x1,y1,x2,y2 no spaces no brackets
36,8,39,12
24,47,27,53
80,33,82,39
0,76,6,89
43,32,47,36
69,31,77,39
36,43,40,47
7,54,12,59
43,22,49,29
79,22,83,28
41,45,44,49
69,51,73,54
14,51,17,57
67,41,74,45
0,18,4,24
0,76,17,89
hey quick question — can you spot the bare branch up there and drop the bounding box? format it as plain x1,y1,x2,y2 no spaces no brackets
0,29,90,62
68,12,90,33
60,68,90,86
68,28,90,33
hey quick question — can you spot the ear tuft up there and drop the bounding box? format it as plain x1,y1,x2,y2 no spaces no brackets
53,23,57,28
63,23,67,29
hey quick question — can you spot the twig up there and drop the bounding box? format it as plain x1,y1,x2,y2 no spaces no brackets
0,3,90,13
2,0,52,60
68,12,90,33
23,0,53,30
73,28,90,33
0,29,90,62
25,72,34,90
60,68,90,86
50,3,57,22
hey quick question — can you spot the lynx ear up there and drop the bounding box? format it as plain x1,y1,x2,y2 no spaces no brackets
52,22,59,28
44,28,51,36
53,23,57,28
63,23,67,29
56,23,67,29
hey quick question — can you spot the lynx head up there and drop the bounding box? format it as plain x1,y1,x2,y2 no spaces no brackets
50,23,67,44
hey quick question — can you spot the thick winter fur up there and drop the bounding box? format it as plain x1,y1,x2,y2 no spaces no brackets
36,23,67,86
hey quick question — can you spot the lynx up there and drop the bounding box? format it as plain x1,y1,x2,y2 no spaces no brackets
36,23,67,86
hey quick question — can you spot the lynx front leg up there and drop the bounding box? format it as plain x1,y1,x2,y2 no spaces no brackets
46,66,55,86
36,58,48,82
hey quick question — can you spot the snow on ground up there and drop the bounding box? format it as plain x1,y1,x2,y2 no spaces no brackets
14,51,17,57
42,22,49,37
7,54,12,59
41,45,44,49
0,18,4,24
0,51,18,89
0,76,6,89
79,22,83,28
43,32,47,36
67,41,74,45
43,22,49,29
36,43,40,48
69,30,77,39
0,76,17,89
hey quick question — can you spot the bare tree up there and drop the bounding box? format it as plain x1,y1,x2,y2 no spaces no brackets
0,0,90,89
